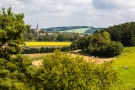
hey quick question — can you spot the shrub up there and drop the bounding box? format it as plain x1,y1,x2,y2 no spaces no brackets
106,41,124,57
36,50,122,89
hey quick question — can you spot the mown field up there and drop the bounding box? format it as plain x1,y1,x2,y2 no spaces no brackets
60,28,89,34
112,46,135,89
25,42,71,47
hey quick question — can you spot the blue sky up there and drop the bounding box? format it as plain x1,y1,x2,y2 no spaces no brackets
0,0,135,28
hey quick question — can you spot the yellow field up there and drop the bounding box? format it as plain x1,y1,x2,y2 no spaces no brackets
25,42,71,47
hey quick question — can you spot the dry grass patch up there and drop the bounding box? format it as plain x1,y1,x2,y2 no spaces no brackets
25,53,114,67
23,53,48,58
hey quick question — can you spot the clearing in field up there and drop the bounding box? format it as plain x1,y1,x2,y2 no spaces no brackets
25,42,71,47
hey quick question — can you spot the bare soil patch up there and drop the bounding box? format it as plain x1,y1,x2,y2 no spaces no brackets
32,60,43,67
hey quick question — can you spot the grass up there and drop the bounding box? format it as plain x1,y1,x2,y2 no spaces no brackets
112,46,135,88
25,42,71,47
60,28,89,34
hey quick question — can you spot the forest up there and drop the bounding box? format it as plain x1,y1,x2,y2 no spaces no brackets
100,22,135,46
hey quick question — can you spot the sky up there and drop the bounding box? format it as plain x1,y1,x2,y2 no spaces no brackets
0,0,135,29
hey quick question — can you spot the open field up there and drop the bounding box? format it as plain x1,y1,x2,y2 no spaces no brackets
60,28,89,34
112,46,135,88
25,42,71,47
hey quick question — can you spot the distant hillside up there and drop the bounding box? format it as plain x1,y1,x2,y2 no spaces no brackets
45,26,89,31
43,26,105,34
60,28,89,34
85,27,105,34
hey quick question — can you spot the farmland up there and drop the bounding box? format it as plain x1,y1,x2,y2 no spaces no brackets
25,42,71,47
60,28,89,34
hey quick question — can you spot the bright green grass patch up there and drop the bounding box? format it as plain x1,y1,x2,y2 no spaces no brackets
60,28,89,34
25,42,71,46
113,46,135,88
113,46,135,67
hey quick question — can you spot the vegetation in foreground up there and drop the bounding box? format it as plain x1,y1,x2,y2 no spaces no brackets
0,50,123,90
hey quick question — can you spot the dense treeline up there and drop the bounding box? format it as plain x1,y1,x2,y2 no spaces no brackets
71,31,123,57
101,22,135,46
24,30,81,41
21,46,76,54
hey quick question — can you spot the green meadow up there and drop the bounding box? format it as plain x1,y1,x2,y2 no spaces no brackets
113,46,135,88
60,28,89,34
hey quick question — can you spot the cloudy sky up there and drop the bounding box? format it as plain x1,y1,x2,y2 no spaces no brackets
0,0,135,28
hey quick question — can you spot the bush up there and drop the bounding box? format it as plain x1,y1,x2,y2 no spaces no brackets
36,50,122,90
106,41,124,57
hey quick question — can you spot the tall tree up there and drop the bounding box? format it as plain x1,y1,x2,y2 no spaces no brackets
0,7,29,59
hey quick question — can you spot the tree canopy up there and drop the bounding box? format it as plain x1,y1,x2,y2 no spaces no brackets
101,22,135,46
0,7,29,59
71,31,123,57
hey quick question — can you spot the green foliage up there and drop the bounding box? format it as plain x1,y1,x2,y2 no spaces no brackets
101,22,135,46
22,46,74,54
102,31,111,44
0,7,29,59
36,50,122,90
69,40,78,50
106,41,124,57
0,55,38,90
73,32,123,57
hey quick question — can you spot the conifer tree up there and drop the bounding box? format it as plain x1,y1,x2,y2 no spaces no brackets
0,7,29,59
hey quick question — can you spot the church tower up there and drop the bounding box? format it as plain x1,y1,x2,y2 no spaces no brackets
36,23,40,33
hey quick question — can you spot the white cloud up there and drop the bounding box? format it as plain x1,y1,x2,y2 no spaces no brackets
70,0,93,4
0,0,135,28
